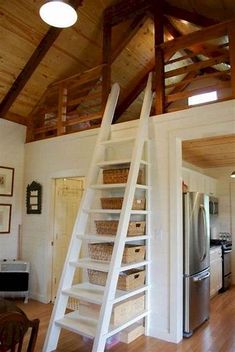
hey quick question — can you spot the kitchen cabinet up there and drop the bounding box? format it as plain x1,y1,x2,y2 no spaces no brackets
182,167,217,196
210,246,222,298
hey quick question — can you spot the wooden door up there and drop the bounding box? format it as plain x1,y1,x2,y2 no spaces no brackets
52,177,84,302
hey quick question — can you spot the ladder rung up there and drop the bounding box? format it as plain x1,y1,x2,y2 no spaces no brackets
62,282,149,305
77,235,150,242
120,260,149,272
55,311,97,338
84,209,148,215
70,259,149,272
62,283,104,304
97,159,148,168
91,184,149,190
100,137,135,145
56,309,148,341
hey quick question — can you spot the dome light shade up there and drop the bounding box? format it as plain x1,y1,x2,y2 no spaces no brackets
39,1,78,28
231,171,235,178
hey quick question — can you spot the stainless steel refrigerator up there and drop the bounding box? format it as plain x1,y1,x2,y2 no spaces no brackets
183,192,210,337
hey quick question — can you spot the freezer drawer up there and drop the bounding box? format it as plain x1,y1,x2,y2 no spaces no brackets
183,270,210,336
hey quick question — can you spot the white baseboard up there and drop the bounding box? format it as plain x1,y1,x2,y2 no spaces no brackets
30,292,50,304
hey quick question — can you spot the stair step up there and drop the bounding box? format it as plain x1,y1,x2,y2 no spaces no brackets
84,209,148,215
101,137,135,146
56,311,96,338
70,258,149,272
62,282,149,305
97,159,148,168
77,235,149,242
55,309,148,340
91,184,149,190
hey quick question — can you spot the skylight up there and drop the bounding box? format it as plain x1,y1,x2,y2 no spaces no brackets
188,91,218,106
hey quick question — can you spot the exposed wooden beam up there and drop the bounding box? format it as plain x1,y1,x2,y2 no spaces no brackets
104,0,151,26
163,3,219,27
0,0,82,119
160,20,230,58
152,0,165,115
114,61,155,121
1,112,28,126
102,22,112,106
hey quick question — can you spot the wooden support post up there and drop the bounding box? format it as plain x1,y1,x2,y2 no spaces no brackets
57,85,68,136
102,22,112,108
228,23,235,98
152,0,165,115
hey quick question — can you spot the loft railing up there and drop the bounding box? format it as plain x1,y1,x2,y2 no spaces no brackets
154,19,235,114
27,20,235,142
26,65,105,142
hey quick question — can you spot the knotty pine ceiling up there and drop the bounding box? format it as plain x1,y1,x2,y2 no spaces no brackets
1,0,235,122
182,134,235,168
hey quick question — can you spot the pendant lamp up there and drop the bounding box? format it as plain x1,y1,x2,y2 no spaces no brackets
39,0,78,28
231,171,235,178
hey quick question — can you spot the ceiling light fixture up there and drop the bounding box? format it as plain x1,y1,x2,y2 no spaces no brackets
39,0,78,28
230,171,235,178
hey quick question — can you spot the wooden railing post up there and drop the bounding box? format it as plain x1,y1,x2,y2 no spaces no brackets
57,84,67,136
102,21,112,108
152,0,165,115
228,22,235,98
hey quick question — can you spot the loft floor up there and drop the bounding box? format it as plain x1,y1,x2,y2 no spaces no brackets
15,287,235,351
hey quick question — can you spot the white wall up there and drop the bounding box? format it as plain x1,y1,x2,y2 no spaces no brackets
22,98,235,343
0,119,26,259
204,166,235,283
150,99,235,343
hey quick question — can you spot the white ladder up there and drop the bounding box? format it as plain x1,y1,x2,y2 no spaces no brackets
43,74,153,352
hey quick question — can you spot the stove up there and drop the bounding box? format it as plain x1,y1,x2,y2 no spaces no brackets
210,234,232,292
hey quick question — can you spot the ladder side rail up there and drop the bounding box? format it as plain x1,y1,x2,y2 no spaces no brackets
92,74,153,352
144,138,151,335
43,83,120,352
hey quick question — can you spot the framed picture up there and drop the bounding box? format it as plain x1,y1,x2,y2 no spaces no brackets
26,181,42,214
0,204,12,234
0,166,14,196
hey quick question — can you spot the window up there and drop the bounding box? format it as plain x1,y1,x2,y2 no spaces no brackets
188,91,217,106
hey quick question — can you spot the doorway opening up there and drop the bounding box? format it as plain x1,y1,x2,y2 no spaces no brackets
51,177,84,306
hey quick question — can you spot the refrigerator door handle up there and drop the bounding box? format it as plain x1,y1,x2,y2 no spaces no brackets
193,272,210,282
199,205,207,262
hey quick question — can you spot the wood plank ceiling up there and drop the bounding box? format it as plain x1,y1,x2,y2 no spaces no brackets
1,0,235,125
182,134,235,168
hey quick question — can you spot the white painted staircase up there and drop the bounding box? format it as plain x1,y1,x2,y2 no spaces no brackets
43,74,153,352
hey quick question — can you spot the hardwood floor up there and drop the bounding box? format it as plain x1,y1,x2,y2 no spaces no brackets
15,287,235,352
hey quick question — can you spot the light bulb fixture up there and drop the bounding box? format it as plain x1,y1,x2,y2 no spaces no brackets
39,0,78,28
230,171,235,178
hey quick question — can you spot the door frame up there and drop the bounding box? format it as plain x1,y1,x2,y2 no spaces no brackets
48,175,85,302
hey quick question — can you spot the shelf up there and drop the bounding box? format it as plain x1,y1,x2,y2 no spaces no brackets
62,282,149,305
91,183,149,190
97,159,148,168
70,258,149,272
84,209,148,215
76,235,150,243
100,137,135,146
107,310,148,338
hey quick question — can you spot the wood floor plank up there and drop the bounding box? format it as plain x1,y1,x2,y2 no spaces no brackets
12,287,235,351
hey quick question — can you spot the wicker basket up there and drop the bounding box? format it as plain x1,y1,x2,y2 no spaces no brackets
88,243,146,263
103,168,144,184
95,220,145,236
87,269,145,291
101,197,145,210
